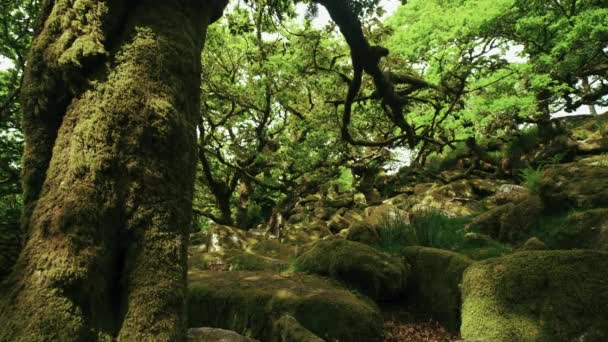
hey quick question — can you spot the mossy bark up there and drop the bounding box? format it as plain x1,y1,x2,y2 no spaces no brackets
1,0,226,340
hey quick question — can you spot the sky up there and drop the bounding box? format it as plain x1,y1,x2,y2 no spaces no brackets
298,0,401,29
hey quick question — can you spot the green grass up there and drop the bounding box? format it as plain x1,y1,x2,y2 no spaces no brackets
518,166,544,194
376,210,470,254
375,209,512,260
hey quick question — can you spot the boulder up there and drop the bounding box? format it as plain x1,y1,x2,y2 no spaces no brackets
328,214,350,233
460,233,511,260
272,315,325,342
188,328,259,342
189,248,288,272
293,238,408,301
540,155,608,212
542,208,608,250
324,195,354,209
282,221,331,244
461,250,608,342
188,271,383,342
468,195,543,242
522,237,546,251
346,222,381,246
364,204,409,227
301,194,322,203
401,246,474,331
204,225,259,253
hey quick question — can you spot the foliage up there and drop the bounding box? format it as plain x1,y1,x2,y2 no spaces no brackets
376,210,469,254
518,166,544,194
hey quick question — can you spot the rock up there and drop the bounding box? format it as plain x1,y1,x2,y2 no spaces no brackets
469,178,502,196
346,222,381,246
401,246,474,332
468,195,543,243
272,315,325,342
204,225,259,253
540,156,608,212
301,194,322,203
328,214,349,233
293,238,408,301
188,327,259,342
324,195,354,209
313,206,335,220
522,237,546,250
189,248,288,272
366,189,384,205
354,193,367,205
282,221,331,244
364,204,409,227
189,271,383,342
461,250,608,342
482,183,528,208
414,183,437,195
287,213,306,224
461,233,511,260
545,208,608,250
400,180,483,218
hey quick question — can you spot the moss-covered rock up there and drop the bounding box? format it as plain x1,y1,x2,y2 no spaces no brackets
281,221,331,244
205,225,260,252
188,327,259,342
293,238,408,301
189,248,289,272
461,250,608,342
535,208,608,250
401,246,474,331
460,232,512,260
272,315,325,342
468,195,542,242
522,237,546,251
540,156,608,212
188,271,383,341
346,222,381,246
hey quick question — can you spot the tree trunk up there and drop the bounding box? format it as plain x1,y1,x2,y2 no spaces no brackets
236,180,252,230
0,1,226,340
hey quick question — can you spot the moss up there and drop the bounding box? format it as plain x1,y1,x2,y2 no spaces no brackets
293,238,408,301
188,271,383,342
272,315,324,342
459,232,512,260
189,248,289,272
540,157,608,212
400,246,473,332
522,237,546,250
533,209,608,250
468,195,543,243
461,250,608,342
347,221,381,246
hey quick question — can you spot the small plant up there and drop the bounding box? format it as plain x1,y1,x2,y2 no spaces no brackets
518,166,544,194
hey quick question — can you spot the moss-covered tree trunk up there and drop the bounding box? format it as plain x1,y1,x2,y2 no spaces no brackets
0,0,226,340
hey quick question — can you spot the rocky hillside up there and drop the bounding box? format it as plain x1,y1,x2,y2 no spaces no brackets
185,115,608,341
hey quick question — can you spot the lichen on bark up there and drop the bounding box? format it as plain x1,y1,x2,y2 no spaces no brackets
1,1,227,340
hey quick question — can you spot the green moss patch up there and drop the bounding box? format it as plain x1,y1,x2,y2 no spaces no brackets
461,250,608,341
293,238,409,301
188,271,383,342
